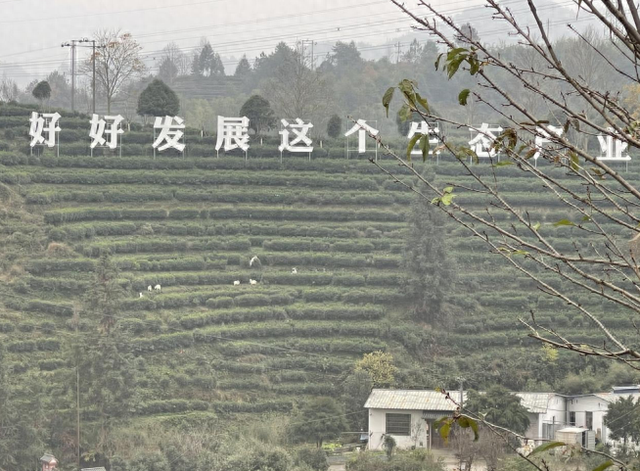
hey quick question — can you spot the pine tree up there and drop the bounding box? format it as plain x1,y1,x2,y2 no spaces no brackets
137,79,180,117
235,55,252,79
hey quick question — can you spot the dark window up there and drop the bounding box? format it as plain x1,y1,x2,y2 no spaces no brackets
386,413,411,435
586,412,593,430
569,412,576,426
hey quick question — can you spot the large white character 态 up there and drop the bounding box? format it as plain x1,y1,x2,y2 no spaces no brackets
153,116,185,152
89,114,124,149
533,126,563,161
469,123,503,158
215,116,250,153
279,118,314,153
408,121,440,155
597,128,630,161
345,119,379,153
29,111,61,148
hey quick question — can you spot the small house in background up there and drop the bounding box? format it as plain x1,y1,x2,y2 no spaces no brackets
555,426,596,450
40,454,57,471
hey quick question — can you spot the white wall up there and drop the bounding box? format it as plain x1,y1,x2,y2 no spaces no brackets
568,396,609,442
368,409,428,451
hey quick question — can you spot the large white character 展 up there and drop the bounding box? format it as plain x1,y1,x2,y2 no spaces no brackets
215,116,250,154
408,121,440,156
153,116,185,152
597,128,630,161
345,119,379,153
89,114,124,149
29,111,61,148
469,123,503,158
279,119,314,153
533,126,563,161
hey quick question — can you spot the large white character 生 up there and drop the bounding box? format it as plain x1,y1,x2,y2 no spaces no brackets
29,111,61,148
215,116,250,154
533,126,563,161
597,128,630,161
153,116,185,152
408,121,440,156
89,114,124,149
345,119,379,153
469,123,503,158
279,118,314,153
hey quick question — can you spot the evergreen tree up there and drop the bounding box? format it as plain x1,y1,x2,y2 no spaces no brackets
137,79,180,117
289,397,346,448
342,369,373,432
158,57,179,85
466,386,530,436
403,195,456,323
235,55,252,79
32,80,51,107
327,114,342,139
605,396,640,446
239,94,276,135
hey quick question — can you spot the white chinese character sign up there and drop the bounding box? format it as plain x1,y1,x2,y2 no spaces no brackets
533,126,563,162
345,119,379,156
408,121,440,156
279,119,314,158
89,114,124,154
597,128,630,162
29,112,61,153
216,116,250,157
469,123,503,158
153,116,185,156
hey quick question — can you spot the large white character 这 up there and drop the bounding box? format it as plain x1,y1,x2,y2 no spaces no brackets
469,123,503,158
345,119,379,153
279,118,314,153
89,114,124,149
29,111,61,148
533,126,563,161
153,116,185,152
597,128,630,161
215,116,250,153
407,121,440,156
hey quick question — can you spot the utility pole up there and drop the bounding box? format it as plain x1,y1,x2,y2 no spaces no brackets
300,39,315,69
61,40,78,112
458,376,464,409
62,38,100,114
395,42,402,64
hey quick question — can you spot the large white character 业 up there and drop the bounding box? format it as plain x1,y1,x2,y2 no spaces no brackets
89,114,124,149
279,118,314,153
153,116,185,152
597,128,630,161
215,116,250,154
408,121,440,156
533,126,563,161
29,112,61,148
345,119,379,154
469,123,503,158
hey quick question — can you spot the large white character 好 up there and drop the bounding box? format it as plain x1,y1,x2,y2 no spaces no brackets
215,116,250,153
345,119,379,153
597,128,630,161
408,121,440,156
89,114,124,149
469,123,503,158
279,118,314,153
29,112,61,148
533,126,563,161
153,116,185,152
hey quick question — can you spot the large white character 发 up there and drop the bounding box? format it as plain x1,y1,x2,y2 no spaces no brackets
345,119,379,153
469,123,503,158
279,119,314,153
597,128,630,161
215,116,250,153
29,112,61,148
89,114,124,149
408,121,440,156
533,126,563,161
153,116,185,152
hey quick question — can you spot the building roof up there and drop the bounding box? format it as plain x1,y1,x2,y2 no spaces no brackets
40,454,57,463
558,427,588,434
514,392,555,414
364,389,465,411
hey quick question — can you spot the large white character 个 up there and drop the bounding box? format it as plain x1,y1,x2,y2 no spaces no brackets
408,121,440,156
345,119,379,154
89,114,124,149
279,119,314,153
153,116,185,152
533,126,563,161
215,116,250,155
29,111,61,148
597,128,630,161
469,123,503,158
